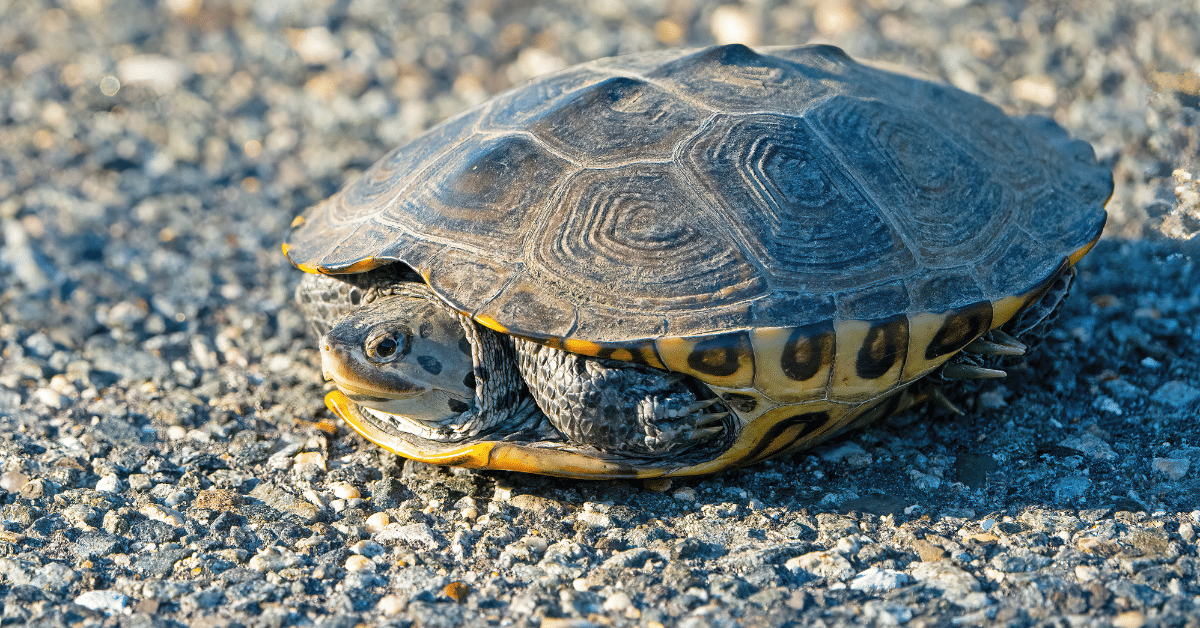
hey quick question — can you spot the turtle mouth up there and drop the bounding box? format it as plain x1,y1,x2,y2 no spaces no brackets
320,339,427,399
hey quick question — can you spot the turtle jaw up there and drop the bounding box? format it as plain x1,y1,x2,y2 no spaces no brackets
320,337,446,418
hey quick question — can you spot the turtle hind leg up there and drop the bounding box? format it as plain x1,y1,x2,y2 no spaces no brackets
512,338,732,457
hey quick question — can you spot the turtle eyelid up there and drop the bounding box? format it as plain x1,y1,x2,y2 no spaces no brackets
365,327,412,363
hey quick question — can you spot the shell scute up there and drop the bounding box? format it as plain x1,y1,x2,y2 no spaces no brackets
681,113,914,291
648,43,842,112
809,96,1010,265
530,76,709,165
391,134,574,252
529,164,762,326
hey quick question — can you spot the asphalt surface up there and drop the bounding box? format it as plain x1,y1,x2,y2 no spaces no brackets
0,0,1198,626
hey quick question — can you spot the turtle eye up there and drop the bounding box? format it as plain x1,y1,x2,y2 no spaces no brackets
366,328,410,364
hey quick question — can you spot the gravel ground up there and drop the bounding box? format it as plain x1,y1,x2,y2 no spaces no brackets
1,0,1198,626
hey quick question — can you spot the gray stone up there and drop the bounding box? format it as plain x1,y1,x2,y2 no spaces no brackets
850,567,913,593
1151,381,1200,408
1059,433,1118,461
72,530,123,559
375,523,440,550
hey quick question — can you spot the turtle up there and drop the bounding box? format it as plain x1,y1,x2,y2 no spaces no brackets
283,44,1111,479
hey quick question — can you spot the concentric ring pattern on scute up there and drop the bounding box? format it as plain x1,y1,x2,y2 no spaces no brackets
285,43,1110,346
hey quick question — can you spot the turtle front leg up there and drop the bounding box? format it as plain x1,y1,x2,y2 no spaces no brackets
513,338,731,457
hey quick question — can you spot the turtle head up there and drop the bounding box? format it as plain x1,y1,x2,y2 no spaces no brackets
320,294,476,429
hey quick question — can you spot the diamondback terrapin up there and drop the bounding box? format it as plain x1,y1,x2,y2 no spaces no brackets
284,44,1111,479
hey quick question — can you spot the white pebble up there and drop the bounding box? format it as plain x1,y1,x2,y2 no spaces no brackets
331,482,361,499
350,540,385,558
365,512,390,533
75,590,130,614
672,487,697,502
603,591,633,612
345,555,375,571
95,475,123,494
1075,565,1100,582
139,503,184,527
34,388,65,409
378,593,407,615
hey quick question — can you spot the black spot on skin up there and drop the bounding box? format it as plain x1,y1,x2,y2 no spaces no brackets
458,338,472,356
856,317,908,380
743,411,828,464
925,302,992,361
448,398,470,413
721,392,758,413
419,321,433,338
462,371,476,389
418,355,442,375
349,288,362,306
781,322,834,382
687,333,749,378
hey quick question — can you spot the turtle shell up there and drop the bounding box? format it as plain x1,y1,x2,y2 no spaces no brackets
286,44,1110,474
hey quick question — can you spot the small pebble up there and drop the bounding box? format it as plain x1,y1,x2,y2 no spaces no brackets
140,504,185,527
350,540,385,558
95,474,123,493
1152,457,1190,481
443,581,469,603
294,452,326,470
331,482,360,499
378,594,407,615
365,512,391,533
344,555,375,571
34,388,65,409
1075,565,1100,582
0,471,29,493
672,487,697,502
1150,381,1200,408
75,590,130,614
603,591,633,612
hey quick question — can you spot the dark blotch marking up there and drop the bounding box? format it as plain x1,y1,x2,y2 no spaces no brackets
743,411,829,464
856,317,908,380
419,321,433,338
925,302,992,361
418,355,443,375
595,341,658,367
687,333,750,378
781,322,835,382
721,392,759,414
349,288,362,306
462,371,476,390
458,338,472,356
447,398,470,413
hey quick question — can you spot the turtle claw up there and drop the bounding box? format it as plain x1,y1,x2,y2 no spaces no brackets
687,425,725,443
942,363,1007,380
696,411,729,426
686,398,722,414
928,387,965,415
965,330,1027,356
